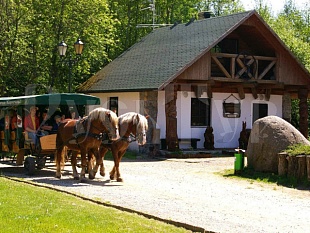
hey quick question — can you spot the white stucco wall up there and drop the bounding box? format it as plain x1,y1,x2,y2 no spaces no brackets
93,91,282,150
157,91,282,149
211,93,282,149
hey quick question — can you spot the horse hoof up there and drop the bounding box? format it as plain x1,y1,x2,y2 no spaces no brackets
80,177,87,183
116,177,123,182
55,174,61,179
73,176,79,180
110,175,115,180
100,172,105,177
89,174,95,180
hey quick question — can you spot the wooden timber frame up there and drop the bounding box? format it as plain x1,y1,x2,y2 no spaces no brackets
164,49,309,150
211,53,277,80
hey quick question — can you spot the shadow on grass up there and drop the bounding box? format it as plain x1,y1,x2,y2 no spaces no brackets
222,167,310,190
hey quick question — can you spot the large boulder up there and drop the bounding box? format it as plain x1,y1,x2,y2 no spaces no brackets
246,115,310,173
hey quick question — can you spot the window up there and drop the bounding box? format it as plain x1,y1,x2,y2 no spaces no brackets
252,103,268,124
108,97,118,115
191,98,210,127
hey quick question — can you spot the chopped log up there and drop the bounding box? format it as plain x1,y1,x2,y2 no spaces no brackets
287,156,298,178
306,155,310,181
278,152,288,176
296,155,307,181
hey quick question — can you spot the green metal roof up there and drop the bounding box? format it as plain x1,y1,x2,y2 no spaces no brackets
78,11,254,93
0,93,101,107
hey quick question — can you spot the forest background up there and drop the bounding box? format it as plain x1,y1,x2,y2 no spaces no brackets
0,0,309,129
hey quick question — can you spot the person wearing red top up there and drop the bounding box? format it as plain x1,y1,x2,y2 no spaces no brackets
24,106,45,146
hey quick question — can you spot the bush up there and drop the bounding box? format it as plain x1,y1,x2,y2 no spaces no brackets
284,144,310,156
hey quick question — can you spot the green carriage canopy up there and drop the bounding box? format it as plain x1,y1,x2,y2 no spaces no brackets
0,93,100,147
0,93,101,107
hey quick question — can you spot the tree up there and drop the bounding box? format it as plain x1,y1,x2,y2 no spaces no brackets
0,0,118,96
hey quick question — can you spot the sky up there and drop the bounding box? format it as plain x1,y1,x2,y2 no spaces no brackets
240,0,309,15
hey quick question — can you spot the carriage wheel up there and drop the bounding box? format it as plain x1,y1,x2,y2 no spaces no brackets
24,157,36,175
36,157,46,170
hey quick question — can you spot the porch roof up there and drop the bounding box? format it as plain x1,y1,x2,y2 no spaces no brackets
78,11,254,93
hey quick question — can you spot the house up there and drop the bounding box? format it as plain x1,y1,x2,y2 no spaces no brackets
78,10,310,151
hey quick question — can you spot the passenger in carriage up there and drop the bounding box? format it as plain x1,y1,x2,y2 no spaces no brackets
40,109,53,134
24,106,48,147
52,115,61,132
69,108,80,120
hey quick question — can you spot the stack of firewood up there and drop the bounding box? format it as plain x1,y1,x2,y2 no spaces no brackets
278,152,310,181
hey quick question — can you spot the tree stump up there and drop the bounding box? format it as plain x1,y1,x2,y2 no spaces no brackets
287,156,298,178
278,152,288,176
296,155,307,181
306,155,310,181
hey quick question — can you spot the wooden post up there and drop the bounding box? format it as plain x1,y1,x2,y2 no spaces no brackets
298,89,308,138
287,156,298,178
296,155,307,181
140,91,159,156
278,152,288,176
16,149,25,165
282,93,291,123
165,84,179,151
306,155,310,181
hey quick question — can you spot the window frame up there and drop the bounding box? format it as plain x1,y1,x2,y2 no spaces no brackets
191,98,211,127
108,97,118,115
252,103,268,124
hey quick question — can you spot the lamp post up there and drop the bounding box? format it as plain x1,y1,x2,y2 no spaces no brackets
58,38,84,93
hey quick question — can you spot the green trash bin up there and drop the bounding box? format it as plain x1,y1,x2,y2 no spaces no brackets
234,152,244,174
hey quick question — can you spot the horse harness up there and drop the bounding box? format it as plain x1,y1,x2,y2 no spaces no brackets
68,117,109,146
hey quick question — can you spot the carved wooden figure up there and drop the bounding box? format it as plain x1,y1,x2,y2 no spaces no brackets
204,126,214,149
238,121,250,150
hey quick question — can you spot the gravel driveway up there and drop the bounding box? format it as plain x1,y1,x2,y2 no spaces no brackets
1,156,310,233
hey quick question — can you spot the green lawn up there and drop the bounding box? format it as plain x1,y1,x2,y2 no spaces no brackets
0,177,190,233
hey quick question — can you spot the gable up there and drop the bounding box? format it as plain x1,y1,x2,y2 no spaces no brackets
78,10,310,95
78,11,254,93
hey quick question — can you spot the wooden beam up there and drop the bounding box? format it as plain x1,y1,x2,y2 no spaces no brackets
251,86,258,99
258,60,276,80
235,58,255,79
265,89,271,101
237,85,245,99
211,56,231,78
212,53,277,61
207,85,213,98
231,57,235,79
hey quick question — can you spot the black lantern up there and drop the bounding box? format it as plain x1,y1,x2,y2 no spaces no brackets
74,38,84,55
57,38,84,92
58,41,68,57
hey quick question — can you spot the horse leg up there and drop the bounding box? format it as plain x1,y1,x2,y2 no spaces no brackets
87,150,96,180
55,147,64,179
79,149,88,181
99,147,109,177
115,150,126,182
71,151,79,180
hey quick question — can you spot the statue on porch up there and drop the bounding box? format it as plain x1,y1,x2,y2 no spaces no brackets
204,126,214,149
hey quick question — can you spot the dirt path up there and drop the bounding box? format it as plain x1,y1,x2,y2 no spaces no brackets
1,157,310,233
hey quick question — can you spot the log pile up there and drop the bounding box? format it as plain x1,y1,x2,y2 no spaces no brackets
278,152,310,181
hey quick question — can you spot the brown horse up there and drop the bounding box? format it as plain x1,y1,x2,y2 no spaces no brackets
78,112,148,181
55,107,119,180
99,112,148,182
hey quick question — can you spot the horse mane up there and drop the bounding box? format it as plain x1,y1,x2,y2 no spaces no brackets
119,112,148,130
88,107,118,125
